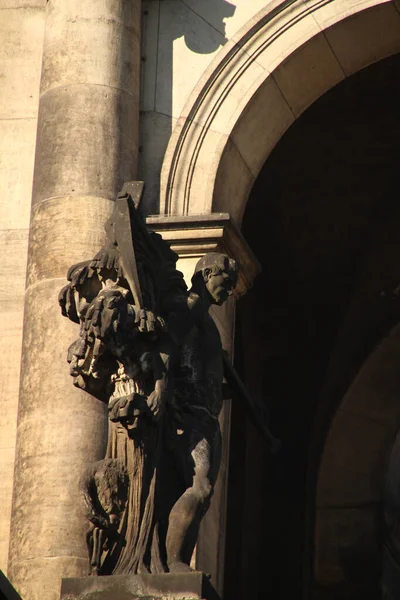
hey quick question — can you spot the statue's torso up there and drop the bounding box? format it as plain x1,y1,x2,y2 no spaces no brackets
172,305,223,417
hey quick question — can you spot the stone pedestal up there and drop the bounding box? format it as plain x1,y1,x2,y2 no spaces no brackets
60,573,220,600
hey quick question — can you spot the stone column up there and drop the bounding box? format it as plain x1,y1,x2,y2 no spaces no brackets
0,0,46,574
8,2,141,600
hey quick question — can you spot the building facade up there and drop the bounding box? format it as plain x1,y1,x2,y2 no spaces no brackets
1,1,400,599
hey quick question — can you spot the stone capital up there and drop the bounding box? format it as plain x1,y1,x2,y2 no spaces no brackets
146,213,261,296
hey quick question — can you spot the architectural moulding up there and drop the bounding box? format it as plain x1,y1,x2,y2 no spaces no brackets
146,212,261,296
160,0,400,222
315,322,400,589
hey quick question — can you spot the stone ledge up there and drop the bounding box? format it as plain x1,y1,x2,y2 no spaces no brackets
61,572,220,600
146,212,261,296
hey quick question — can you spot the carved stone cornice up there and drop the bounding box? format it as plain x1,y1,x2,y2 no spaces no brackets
146,212,261,295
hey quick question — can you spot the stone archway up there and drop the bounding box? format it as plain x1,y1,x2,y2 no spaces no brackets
159,2,400,598
160,0,400,222
315,324,400,598
221,48,400,599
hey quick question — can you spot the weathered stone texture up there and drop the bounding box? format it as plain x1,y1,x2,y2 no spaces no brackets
0,1,46,575
32,87,138,207
26,196,113,288
8,279,108,600
7,1,142,598
61,572,219,600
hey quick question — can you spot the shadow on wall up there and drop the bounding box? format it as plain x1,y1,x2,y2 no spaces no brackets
139,0,236,214
181,0,236,52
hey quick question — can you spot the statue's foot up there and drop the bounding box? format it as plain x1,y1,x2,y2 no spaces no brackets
168,560,193,573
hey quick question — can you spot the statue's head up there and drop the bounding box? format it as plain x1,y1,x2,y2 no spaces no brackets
192,252,238,306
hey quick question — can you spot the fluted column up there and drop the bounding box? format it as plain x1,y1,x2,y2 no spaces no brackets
8,2,141,599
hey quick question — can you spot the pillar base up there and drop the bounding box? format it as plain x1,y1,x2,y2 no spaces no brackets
60,572,220,600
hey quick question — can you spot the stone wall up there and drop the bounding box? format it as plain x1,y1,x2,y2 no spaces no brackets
139,0,269,213
0,0,46,574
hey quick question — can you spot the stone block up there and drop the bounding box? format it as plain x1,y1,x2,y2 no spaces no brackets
273,32,345,117
146,212,260,295
233,0,321,76
230,75,295,180
212,137,254,226
0,0,45,8
324,2,400,76
161,118,229,216
224,0,277,39
11,557,88,600
139,111,176,215
0,119,37,230
304,0,389,30
141,2,161,112
61,572,220,600
32,85,138,206
0,6,45,119
40,0,140,96
0,450,15,573
27,195,113,287
0,230,28,308
0,314,25,573
179,42,265,137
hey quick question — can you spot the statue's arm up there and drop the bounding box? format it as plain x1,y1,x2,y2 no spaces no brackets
143,291,197,419
146,344,171,418
59,283,80,323
162,290,200,346
222,351,281,453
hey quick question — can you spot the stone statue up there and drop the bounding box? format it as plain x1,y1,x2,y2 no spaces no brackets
157,251,238,573
59,184,277,576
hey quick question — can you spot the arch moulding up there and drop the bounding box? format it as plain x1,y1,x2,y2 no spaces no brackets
313,323,400,593
160,0,400,224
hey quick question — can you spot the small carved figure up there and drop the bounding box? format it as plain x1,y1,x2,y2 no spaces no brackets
59,183,277,576
81,459,128,575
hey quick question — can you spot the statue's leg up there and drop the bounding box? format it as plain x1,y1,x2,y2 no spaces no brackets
91,527,101,575
166,420,221,572
86,527,94,575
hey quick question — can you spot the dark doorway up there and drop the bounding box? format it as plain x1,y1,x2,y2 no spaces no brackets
224,52,400,600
